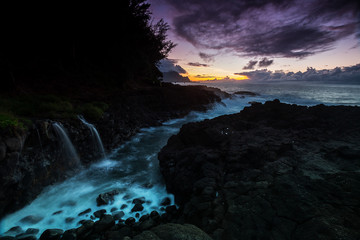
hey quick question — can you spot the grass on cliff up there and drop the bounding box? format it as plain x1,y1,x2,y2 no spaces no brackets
0,94,109,130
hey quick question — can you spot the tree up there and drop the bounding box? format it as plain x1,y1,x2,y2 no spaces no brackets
0,0,175,93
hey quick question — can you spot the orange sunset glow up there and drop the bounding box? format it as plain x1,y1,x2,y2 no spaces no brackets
189,74,249,81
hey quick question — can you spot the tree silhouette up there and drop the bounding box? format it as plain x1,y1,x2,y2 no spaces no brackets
0,1,175,93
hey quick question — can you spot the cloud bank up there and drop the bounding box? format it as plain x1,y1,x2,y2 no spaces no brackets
235,64,360,83
158,59,190,82
161,0,359,58
188,62,210,67
243,60,258,70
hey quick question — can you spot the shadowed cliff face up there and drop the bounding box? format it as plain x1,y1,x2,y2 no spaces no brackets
158,100,360,240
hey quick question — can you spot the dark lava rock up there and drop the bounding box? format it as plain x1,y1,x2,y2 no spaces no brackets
20,215,43,224
120,204,127,210
96,189,120,206
60,229,77,240
158,100,360,239
132,197,145,205
39,229,64,240
93,215,115,233
93,209,106,218
78,208,91,216
112,211,125,220
160,197,171,206
76,220,94,239
4,226,23,236
131,203,144,212
125,217,136,226
165,205,177,215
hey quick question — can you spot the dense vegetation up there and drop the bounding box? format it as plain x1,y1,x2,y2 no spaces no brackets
0,1,175,128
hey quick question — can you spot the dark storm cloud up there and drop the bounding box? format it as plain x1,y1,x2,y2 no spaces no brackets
162,0,359,58
259,58,274,67
188,62,210,67
199,52,216,62
243,60,258,70
158,59,187,73
234,64,360,82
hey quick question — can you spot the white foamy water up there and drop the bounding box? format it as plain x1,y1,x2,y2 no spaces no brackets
0,96,260,237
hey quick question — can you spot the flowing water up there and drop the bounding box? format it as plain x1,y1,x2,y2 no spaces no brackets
1,81,359,237
78,116,107,159
0,96,261,237
52,123,81,167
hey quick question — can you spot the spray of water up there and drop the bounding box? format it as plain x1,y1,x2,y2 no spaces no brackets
78,116,106,159
52,122,81,167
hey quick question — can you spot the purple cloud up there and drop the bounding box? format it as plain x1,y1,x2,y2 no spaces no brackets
199,52,216,62
259,58,274,67
159,0,359,58
243,60,258,70
188,62,210,67
234,64,360,82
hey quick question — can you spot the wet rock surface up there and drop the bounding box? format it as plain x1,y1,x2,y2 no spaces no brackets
159,100,360,240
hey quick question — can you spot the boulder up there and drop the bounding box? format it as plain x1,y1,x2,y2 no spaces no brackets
93,209,106,218
5,137,22,152
39,229,63,240
131,203,144,212
96,189,120,206
93,215,115,233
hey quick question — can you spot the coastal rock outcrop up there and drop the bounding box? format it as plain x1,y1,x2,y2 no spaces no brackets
158,100,360,240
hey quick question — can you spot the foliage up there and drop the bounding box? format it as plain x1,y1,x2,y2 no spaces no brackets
0,112,25,130
0,95,75,119
76,102,109,121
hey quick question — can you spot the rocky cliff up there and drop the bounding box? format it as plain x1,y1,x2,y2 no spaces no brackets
158,100,360,240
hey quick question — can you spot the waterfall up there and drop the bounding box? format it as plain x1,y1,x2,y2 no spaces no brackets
78,116,106,159
52,122,81,166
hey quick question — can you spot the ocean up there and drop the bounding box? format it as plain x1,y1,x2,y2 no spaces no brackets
184,80,360,106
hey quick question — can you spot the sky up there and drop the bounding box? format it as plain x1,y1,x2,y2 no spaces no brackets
149,0,360,81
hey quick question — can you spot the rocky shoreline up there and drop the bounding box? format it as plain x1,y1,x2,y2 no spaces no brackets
0,84,225,219
159,100,360,240
2,97,360,240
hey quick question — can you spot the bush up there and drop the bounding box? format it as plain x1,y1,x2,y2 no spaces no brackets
76,102,108,121
0,95,75,119
0,112,25,130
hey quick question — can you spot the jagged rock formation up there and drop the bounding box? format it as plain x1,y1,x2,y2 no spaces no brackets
159,100,360,240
